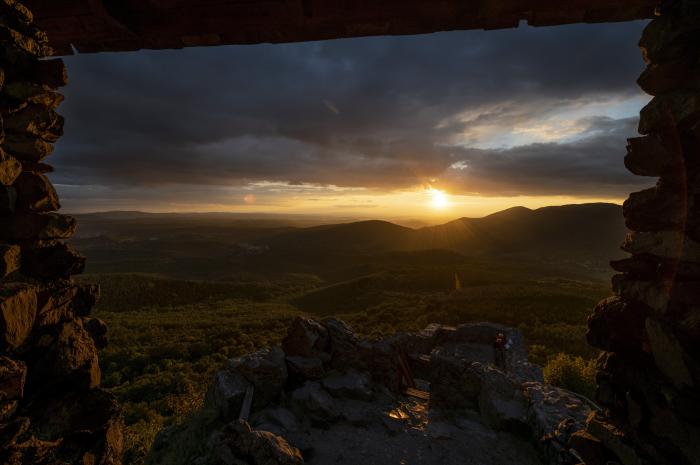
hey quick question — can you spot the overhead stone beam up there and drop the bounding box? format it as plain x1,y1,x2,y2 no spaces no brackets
23,0,657,55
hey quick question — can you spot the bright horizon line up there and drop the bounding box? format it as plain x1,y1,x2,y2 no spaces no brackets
64,200,623,223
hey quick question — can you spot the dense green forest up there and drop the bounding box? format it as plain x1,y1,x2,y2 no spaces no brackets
71,205,620,464
78,265,606,464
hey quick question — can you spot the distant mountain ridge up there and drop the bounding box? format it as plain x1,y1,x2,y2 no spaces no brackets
258,203,627,262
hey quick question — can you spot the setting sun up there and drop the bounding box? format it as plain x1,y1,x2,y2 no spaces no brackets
428,188,449,209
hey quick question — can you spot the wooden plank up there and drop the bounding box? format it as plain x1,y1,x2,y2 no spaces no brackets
238,384,254,421
403,387,430,401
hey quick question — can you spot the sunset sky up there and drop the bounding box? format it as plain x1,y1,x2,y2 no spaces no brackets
52,20,654,222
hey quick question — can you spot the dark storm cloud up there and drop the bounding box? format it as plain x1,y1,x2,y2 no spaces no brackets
51,20,650,199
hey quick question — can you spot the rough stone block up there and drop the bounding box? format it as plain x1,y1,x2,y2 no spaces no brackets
3,132,54,161
645,318,694,388
586,412,644,465
587,296,649,353
0,283,37,350
204,370,250,421
0,243,19,278
28,320,101,391
612,274,700,316
610,254,700,280
286,355,324,380
639,14,700,65
638,60,700,95
71,283,100,317
0,355,25,402
648,404,700,465
622,186,692,232
0,184,16,213
13,171,60,212
0,212,76,239
4,81,64,109
21,241,85,279
83,317,108,350
282,316,329,358
228,346,287,410
30,58,67,88
0,148,21,185
639,93,700,135
2,103,63,142
622,230,700,263
624,135,680,177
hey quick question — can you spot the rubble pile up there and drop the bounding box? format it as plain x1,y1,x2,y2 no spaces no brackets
149,317,596,465
582,3,700,465
0,1,122,464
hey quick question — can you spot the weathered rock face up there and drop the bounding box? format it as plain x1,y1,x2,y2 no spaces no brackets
155,318,592,465
585,3,700,464
0,2,122,463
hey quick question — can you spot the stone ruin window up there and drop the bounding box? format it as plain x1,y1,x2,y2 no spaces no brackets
0,1,699,464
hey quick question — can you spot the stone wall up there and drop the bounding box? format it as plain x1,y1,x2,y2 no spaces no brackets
0,1,122,464
586,2,700,464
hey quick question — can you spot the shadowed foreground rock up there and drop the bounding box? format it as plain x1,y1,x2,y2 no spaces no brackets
148,318,597,465
0,2,122,464
586,3,700,465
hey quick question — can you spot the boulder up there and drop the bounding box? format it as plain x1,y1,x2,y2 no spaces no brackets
28,320,101,391
0,148,22,185
205,370,250,421
638,93,700,135
286,355,324,380
2,103,63,141
0,212,76,240
586,412,643,465
13,171,60,212
4,81,64,109
0,283,37,350
623,185,691,232
69,283,100,317
321,369,373,401
637,60,700,95
30,58,68,88
648,404,700,465
220,420,303,465
429,353,483,410
251,407,299,433
622,230,700,263
568,429,618,465
523,381,592,445
357,339,402,391
3,132,54,162
477,365,527,432
645,318,694,388
21,240,85,279
26,388,123,461
0,185,16,214
624,135,681,177
282,317,329,358
639,14,700,65
228,346,287,410
0,355,25,402
610,254,700,281
321,317,359,368
83,317,108,350
587,296,649,353
0,243,20,278
612,274,700,316
290,381,338,421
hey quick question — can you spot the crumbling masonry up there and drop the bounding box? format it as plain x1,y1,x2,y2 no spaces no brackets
0,0,698,464
586,3,700,464
0,2,122,464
